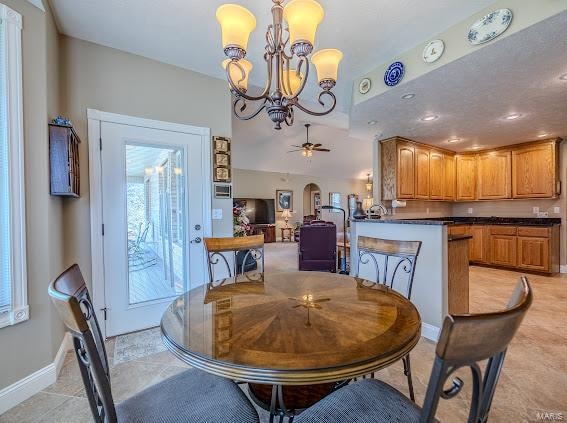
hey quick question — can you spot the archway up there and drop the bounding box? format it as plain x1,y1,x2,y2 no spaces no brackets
302,183,321,218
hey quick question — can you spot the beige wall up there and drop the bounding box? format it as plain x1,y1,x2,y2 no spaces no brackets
0,0,66,390
59,36,234,290
233,168,367,237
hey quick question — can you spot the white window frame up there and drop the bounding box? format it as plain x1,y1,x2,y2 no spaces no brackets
0,3,27,329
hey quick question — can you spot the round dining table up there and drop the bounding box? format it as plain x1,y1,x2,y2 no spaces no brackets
161,271,421,420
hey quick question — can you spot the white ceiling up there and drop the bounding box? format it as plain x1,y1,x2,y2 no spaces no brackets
49,0,494,112
231,112,373,180
350,12,567,151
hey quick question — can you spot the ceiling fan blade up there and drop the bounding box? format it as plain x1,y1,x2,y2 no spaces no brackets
290,145,304,148
313,148,331,152
287,149,304,153
312,143,322,148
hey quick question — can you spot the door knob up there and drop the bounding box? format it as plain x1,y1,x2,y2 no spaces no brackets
191,237,202,244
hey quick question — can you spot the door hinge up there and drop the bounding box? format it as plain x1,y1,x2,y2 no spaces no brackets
101,307,108,320
99,137,102,150
102,224,105,236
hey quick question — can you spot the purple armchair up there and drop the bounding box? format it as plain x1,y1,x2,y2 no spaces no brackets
298,221,337,272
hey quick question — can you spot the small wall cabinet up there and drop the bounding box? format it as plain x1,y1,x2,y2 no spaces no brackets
49,123,80,197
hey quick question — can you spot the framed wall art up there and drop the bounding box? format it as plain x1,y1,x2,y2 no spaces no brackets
276,189,293,212
212,136,231,182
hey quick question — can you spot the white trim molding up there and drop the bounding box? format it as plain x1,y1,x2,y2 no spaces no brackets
0,3,28,329
421,322,440,342
560,265,567,274
0,333,72,415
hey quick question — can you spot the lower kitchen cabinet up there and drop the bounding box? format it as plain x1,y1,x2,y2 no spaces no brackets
517,236,549,272
490,235,517,267
469,225,489,263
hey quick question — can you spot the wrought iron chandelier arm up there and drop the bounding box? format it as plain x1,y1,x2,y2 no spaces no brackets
293,90,337,116
226,60,272,102
286,55,310,102
233,97,268,121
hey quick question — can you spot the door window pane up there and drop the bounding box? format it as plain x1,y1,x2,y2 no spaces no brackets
126,144,186,305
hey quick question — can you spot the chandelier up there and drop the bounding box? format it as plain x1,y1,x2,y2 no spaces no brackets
216,0,343,130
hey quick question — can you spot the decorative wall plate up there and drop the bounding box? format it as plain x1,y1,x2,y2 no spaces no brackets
384,62,405,87
358,78,371,94
468,9,513,45
422,39,445,63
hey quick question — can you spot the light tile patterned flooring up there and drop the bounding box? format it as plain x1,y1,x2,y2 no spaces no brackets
2,242,566,422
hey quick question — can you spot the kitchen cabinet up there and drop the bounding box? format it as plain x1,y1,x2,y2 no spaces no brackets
477,150,511,199
455,155,477,201
517,236,549,272
429,150,444,200
490,234,517,267
469,225,489,263
415,147,430,199
443,154,455,200
396,143,416,199
512,141,558,198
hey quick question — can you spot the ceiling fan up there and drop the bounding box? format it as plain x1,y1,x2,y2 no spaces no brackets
287,124,331,157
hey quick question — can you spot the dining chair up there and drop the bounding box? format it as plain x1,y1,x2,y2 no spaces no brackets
295,276,533,423
354,236,422,401
48,264,260,423
204,234,265,284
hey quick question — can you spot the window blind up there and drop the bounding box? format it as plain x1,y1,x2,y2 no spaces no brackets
0,18,12,314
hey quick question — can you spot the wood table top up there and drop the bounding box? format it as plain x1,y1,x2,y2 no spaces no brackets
161,271,421,385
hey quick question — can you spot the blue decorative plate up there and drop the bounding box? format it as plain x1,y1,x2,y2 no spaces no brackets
384,62,405,86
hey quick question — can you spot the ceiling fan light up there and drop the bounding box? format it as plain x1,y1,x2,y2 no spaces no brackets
311,49,343,87
283,0,324,52
307,150,313,157
222,59,253,91
302,150,307,157
216,4,256,56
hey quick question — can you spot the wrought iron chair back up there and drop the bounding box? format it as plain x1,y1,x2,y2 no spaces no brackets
204,235,265,284
421,276,532,423
355,236,422,299
48,264,117,423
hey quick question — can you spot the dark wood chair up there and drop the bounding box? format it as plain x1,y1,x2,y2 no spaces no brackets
295,276,533,423
48,264,260,423
204,235,265,284
355,236,422,401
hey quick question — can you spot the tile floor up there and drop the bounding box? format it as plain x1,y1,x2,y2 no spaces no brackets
1,242,566,422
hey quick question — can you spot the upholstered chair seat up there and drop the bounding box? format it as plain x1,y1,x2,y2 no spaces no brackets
116,368,259,423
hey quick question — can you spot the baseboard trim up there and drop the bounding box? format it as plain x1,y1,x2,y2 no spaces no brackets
421,322,440,342
0,332,72,415
560,265,567,274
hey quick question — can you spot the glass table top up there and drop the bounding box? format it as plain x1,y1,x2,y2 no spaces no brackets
161,271,421,384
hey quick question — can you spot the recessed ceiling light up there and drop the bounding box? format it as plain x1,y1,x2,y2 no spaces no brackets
503,113,522,120
537,133,550,138
559,73,567,81
447,138,461,143
421,115,438,122
401,93,415,99
368,120,377,125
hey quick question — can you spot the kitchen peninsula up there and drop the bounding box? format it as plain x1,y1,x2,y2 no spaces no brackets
349,216,560,341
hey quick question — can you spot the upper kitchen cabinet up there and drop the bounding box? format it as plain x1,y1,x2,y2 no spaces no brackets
477,150,511,199
381,137,415,200
455,154,477,201
429,150,444,200
443,154,455,200
415,146,431,199
512,139,560,198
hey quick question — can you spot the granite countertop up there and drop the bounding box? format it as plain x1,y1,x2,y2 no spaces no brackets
351,216,561,227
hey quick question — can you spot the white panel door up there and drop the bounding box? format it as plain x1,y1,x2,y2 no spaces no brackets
101,121,208,336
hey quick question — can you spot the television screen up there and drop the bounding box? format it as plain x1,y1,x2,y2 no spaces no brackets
234,198,275,224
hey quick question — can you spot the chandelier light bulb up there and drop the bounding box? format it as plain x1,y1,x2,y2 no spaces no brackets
216,4,256,59
283,0,324,54
222,59,253,92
